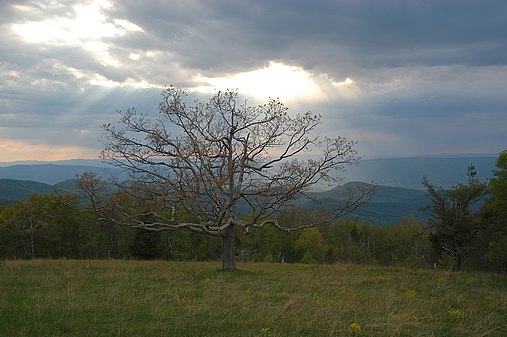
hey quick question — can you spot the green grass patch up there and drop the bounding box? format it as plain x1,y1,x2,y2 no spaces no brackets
0,260,506,336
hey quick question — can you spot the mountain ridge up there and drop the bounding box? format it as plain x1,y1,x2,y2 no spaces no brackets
0,156,496,224
0,156,495,189
0,164,124,185
0,178,428,225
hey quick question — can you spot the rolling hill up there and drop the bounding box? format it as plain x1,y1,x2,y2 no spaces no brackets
0,179,57,205
0,178,430,225
303,182,429,225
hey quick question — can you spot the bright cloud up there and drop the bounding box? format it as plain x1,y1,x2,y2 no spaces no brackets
193,61,354,102
11,0,143,67
12,0,143,43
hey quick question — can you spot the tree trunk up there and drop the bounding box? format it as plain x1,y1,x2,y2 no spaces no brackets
221,228,236,270
108,224,118,259
30,231,35,259
29,219,35,259
453,249,463,271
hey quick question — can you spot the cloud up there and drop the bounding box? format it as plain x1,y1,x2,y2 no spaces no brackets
11,0,143,43
0,0,506,162
10,0,143,69
193,61,357,104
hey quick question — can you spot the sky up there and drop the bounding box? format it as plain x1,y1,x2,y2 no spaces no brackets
1,0,506,162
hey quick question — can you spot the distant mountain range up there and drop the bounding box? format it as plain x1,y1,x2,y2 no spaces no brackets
305,182,429,225
0,178,425,225
0,156,497,188
341,156,496,190
0,163,124,185
0,156,497,224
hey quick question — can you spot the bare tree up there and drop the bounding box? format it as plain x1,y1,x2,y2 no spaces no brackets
96,87,373,269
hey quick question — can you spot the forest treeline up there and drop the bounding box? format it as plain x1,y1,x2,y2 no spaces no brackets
0,150,506,272
0,196,434,265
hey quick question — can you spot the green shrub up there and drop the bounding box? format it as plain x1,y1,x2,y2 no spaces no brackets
301,251,316,264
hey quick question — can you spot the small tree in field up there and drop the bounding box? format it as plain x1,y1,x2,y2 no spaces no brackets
422,165,487,271
94,87,373,269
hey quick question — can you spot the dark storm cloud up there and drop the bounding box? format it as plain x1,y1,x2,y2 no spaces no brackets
112,0,507,73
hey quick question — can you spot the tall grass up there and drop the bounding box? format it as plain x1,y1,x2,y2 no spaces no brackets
0,260,506,336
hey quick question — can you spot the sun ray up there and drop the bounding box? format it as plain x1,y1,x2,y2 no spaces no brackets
193,61,355,103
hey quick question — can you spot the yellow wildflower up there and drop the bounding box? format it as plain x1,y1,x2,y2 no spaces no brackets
259,327,270,334
448,307,466,319
404,289,416,298
349,322,362,335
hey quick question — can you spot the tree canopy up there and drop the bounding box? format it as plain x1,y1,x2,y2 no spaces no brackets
481,150,507,272
489,150,507,214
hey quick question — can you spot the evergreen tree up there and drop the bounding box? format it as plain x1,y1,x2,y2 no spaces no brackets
422,165,487,271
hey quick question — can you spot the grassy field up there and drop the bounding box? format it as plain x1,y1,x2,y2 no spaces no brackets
0,260,506,337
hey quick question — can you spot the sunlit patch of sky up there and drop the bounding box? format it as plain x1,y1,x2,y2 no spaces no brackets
11,0,142,68
193,61,354,104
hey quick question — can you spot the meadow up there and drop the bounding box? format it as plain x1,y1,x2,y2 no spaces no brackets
0,260,506,337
